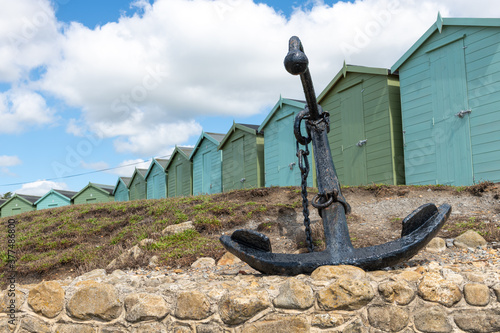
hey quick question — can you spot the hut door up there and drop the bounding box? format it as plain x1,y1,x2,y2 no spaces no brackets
429,39,473,186
232,137,245,189
340,83,368,185
153,174,159,198
277,114,295,186
202,151,212,194
176,164,183,196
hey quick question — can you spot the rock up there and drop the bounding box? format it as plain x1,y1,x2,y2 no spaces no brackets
130,322,168,333
454,230,487,249
148,255,159,267
191,257,216,268
426,237,446,253
273,278,314,309
441,268,464,285
138,238,154,246
395,270,422,282
67,281,122,321
445,238,454,247
0,289,26,314
342,319,367,333
417,272,461,307
453,309,500,332
311,313,345,328
106,245,144,271
493,284,500,302
19,316,51,333
217,252,241,266
463,283,490,306
367,305,409,332
317,278,375,311
124,293,169,322
311,265,366,281
242,315,309,333
27,281,65,318
196,323,223,333
414,306,452,333
175,291,211,320
162,221,194,235
378,280,415,305
218,288,270,325
53,324,96,333
78,268,107,281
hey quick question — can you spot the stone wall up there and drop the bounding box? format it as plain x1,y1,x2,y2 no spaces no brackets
2,259,500,333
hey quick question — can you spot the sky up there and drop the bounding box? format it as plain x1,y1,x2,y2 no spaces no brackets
1,0,500,197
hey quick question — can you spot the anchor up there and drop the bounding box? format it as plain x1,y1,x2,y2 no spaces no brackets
220,36,451,275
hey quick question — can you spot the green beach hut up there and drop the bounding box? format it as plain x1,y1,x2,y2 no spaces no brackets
0,194,40,217
129,168,148,201
391,14,500,185
35,189,77,210
259,97,317,187
167,146,194,197
145,158,169,199
317,62,404,186
190,132,224,195
72,183,114,205
219,123,264,191
113,177,131,202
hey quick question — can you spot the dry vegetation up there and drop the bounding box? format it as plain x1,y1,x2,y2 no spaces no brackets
1,183,499,287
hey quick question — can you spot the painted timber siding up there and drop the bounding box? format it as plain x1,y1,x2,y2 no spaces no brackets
35,190,76,210
0,195,39,217
146,159,168,199
318,64,404,186
191,132,223,195
167,147,193,197
219,123,264,191
73,183,114,205
129,169,148,201
259,98,314,187
113,177,131,202
392,16,500,185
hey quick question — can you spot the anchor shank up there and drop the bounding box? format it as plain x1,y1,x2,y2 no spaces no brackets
321,202,354,253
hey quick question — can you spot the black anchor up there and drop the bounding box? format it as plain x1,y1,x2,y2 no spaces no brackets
220,36,451,275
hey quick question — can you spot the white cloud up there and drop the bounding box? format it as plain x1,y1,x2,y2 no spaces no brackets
0,155,22,167
0,89,55,133
81,161,110,171
15,180,69,196
3,0,500,154
108,159,153,177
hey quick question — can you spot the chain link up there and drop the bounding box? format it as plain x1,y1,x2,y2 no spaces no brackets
296,141,314,253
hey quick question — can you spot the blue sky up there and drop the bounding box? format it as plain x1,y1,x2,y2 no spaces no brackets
1,0,499,196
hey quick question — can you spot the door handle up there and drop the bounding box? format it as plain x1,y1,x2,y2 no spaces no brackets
288,162,296,170
240,178,246,183
455,109,472,118
356,139,367,147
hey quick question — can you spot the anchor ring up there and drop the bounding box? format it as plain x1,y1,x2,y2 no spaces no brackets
311,194,334,209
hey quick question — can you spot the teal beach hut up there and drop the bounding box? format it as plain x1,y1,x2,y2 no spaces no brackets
167,146,194,197
190,132,224,195
219,123,265,191
317,63,404,186
35,189,77,210
129,168,148,200
0,194,40,217
145,158,169,199
392,14,500,185
258,97,314,187
113,177,131,202
72,183,114,205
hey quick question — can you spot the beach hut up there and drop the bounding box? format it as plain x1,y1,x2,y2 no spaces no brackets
72,183,114,205
259,97,317,187
0,199,5,217
166,146,194,197
145,159,169,199
219,123,264,191
391,14,500,185
0,194,40,217
113,177,131,202
34,189,77,210
129,168,148,201
317,62,404,186
190,132,224,195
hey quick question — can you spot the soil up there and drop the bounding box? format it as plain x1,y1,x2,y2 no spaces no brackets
219,183,500,253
